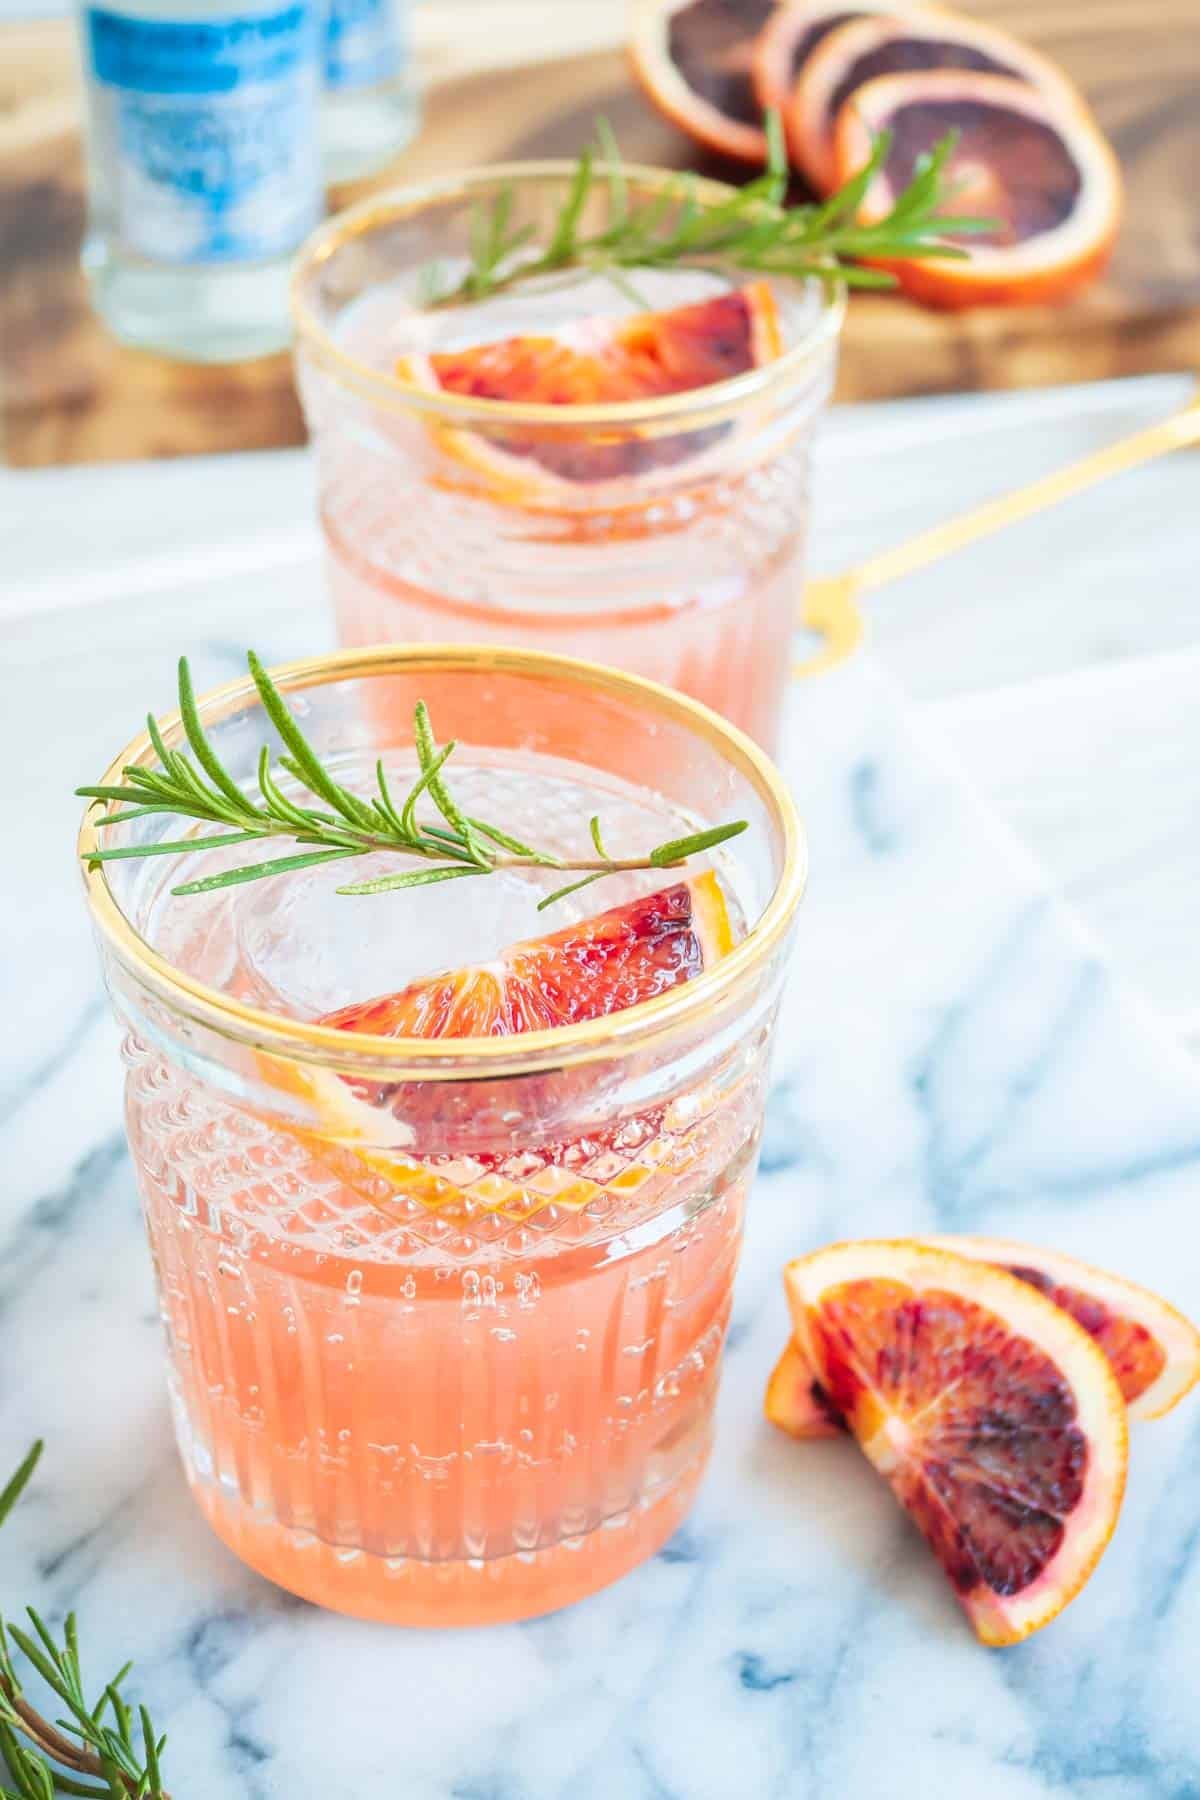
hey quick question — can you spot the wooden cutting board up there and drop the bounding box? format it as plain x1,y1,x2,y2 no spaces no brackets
2,0,1197,467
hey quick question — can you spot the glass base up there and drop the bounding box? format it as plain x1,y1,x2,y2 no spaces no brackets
321,85,421,185
186,1439,710,1626
83,235,296,362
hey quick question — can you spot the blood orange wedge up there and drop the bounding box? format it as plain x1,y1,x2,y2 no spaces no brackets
321,871,735,1040
751,0,925,161
790,7,1088,194
765,1338,841,1438
261,874,737,1217
768,1235,1200,1439
400,281,782,493
833,70,1122,307
784,1240,1128,1644
629,0,778,165
925,1236,1200,1421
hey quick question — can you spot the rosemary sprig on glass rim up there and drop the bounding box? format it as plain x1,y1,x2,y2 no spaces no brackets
418,111,994,309
77,654,747,914
0,1442,169,1800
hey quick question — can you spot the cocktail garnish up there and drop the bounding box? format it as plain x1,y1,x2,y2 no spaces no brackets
77,653,748,908
782,1241,1131,1647
416,113,995,310
0,1441,171,1799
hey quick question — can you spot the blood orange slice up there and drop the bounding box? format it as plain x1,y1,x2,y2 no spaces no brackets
751,0,926,162
833,70,1122,307
400,281,782,492
790,8,1088,194
765,1338,841,1438
321,871,736,1040
785,1240,1128,1644
925,1236,1200,1421
263,873,738,1218
629,0,778,166
768,1235,1200,1440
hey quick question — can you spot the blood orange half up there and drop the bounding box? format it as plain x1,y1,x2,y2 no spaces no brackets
785,1240,1128,1644
629,0,778,165
833,70,1122,307
768,1235,1200,1439
400,281,783,493
789,7,1088,194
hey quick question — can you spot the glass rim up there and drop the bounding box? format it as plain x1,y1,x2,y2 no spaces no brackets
79,645,807,1078
289,159,846,434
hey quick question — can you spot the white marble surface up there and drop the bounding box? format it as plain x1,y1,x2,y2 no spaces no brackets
1,645,1199,1797
2,377,1199,1796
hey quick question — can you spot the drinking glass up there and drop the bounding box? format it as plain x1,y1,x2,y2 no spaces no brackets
80,646,805,1624
292,165,843,751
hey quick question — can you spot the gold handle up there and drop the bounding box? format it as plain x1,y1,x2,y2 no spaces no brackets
793,573,864,680
793,388,1200,682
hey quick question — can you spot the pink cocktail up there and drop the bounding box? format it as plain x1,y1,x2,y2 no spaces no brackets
292,167,843,750
81,648,804,1624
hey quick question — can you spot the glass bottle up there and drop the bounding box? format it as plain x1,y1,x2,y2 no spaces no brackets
75,0,324,361
320,0,421,184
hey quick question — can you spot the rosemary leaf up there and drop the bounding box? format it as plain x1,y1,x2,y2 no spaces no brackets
373,760,407,837
177,657,255,812
466,817,554,863
536,871,610,912
247,653,375,833
649,820,748,866
256,745,313,831
0,1449,41,1535
170,846,364,896
411,704,487,865
399,736,457,838
85,831,269,864
546,145,593,263
336,864,489,897
139,1712,164,1796
595,115,627,223
144,711,174,775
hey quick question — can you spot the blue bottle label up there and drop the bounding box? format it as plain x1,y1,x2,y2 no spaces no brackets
324,0,406,92
84,4,322,265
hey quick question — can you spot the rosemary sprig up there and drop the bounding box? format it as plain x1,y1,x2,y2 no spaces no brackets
78,654,747,912
0,1444,169,1800
420,113,994,308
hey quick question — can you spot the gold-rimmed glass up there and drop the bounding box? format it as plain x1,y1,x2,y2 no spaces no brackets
80,646,805,1625
292,164,844,753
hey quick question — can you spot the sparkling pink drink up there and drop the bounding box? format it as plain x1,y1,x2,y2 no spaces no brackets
82,650,804,1623
292,169,842,751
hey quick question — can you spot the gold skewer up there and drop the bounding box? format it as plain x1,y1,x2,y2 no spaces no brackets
793,386,1200,680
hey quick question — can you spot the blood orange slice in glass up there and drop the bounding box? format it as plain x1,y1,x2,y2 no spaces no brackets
400,282,782,491
833,69,1122,307
785,1240,1128,1644
768,1235,1200,1440
629,0,778,165
789,9,1086,193
266,873,738,1217
321,871,736,1040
